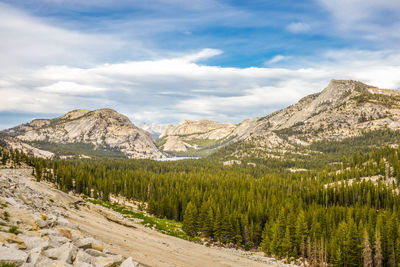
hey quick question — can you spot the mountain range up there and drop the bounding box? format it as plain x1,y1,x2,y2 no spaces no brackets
2,79,400,159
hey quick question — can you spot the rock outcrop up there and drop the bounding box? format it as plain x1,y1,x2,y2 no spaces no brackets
225,80,400,158
4,109,165,159
161,80,400,157
0,168,140,267
159,119,236,152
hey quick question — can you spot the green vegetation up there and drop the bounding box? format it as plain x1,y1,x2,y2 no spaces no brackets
8,225,20,234
353,92,400,108
0,263,17,267
3,211,10,222
4,128,400,265
28,141,126,158
87,199,187,239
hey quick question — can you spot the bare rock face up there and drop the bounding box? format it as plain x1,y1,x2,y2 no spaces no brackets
160,119,235,139
159,119,236,152
4,109,165,159
226,79,400,158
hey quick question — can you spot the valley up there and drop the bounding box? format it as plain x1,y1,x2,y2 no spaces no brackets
2,79,400,266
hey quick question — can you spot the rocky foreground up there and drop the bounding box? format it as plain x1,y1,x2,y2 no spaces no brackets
0,168,139,267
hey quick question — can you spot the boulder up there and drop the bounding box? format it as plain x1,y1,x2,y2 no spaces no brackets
5,197,18,206
44,242,78,264
120,257,140,267
57,217,76,229
74,237,94,249
25,247,43,266
35,218,48,228
75,249,93,264
49,260,73,267
0,246,28,266
92,255,123,267
73,261,94,267
48,234,70,247
18,234,49,250
26,254,56,267
85,249,106,257
1,233,27,249
91,239,104,252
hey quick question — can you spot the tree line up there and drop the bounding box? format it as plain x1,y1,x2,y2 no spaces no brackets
2,143,400,265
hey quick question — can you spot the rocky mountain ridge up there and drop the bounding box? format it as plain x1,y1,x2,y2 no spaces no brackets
2,79,399,159
228,80,400,158
159,80,400,156
3,109,165,159
159,119,236,152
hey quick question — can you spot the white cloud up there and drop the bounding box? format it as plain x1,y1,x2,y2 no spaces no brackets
4,47,400,126
317,0,400,43
265,55,286,65
38,81,108,95
286,22,311,33
2,1,400,128
181,48,223,62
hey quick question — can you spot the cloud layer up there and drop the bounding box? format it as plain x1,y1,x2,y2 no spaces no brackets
1,1,400,129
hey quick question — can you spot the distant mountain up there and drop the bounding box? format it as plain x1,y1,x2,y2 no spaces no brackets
3,109,165,159
159,80,400,157
158,119,236,154
136,122,167,137
223,79,400,158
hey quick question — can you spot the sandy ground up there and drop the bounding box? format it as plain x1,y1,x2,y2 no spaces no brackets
11,168,281,267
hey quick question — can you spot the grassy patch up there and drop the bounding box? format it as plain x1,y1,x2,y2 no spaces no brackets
87,199,188,240
8,225,20,234
3,211,10,221
0,263,18,267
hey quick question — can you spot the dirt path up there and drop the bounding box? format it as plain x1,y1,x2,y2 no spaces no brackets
13,168,285,267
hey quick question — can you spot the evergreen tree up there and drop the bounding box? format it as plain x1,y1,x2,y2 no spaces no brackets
183,201,198,237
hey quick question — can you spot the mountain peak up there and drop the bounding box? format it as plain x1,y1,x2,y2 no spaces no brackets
59,109,90,120
4,108,165,159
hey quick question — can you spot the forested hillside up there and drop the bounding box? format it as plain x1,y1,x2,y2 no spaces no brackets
2,130,400,266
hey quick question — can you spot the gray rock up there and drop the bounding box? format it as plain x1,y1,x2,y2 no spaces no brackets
40,229,59,237
92,255,123,267
18,235,49,250
5,197,18,206
73,262,93,267
0,246,28,266
74,237,94,249
23,254,55,267
44,242,78,264
120,257,140,267
35,218,48,228
75,249,93,264
85,249,106,257
25,247,42,266
48,234,70,248
57,217,76,229
73,261,94,267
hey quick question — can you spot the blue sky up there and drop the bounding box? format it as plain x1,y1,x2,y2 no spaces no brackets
1,0,400,129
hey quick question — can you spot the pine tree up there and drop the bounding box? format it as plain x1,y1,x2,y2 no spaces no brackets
333,247,343,267
182,201,198,237
283,225,292,259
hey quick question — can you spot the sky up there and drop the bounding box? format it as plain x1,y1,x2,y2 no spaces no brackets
1,0,400,129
